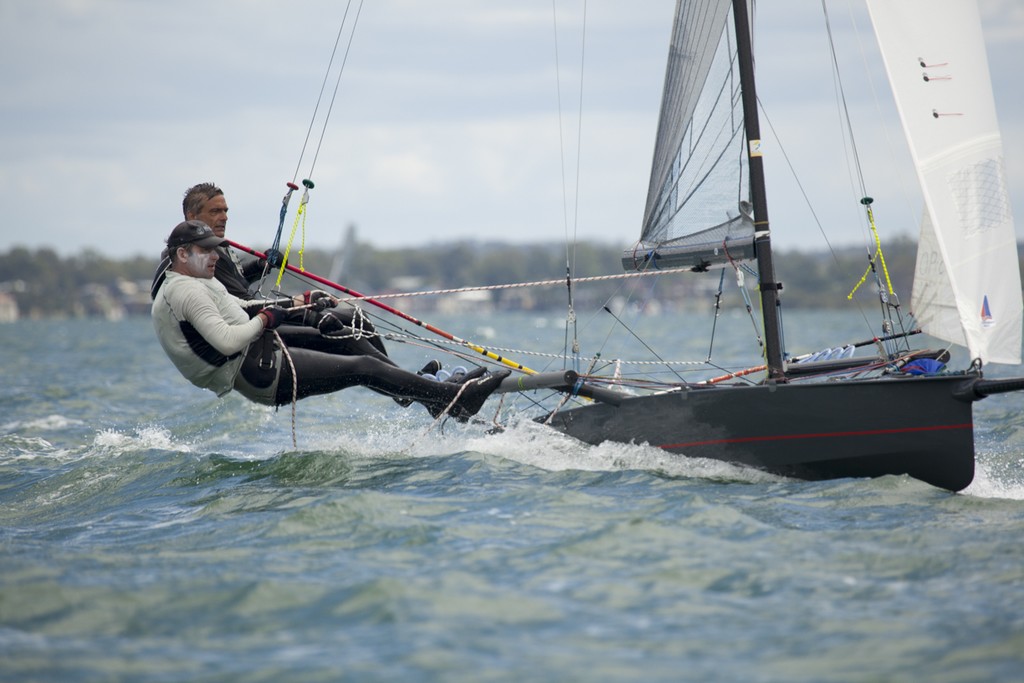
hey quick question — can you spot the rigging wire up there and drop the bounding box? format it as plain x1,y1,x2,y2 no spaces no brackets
550,0,587,371
743,0,910,357
273,244,747,377
756,102,875,332
821,0,868,199
306,0,365,180
291,0,365,184
840,0,921,224
595,307,686,382
255,1,365,298
835,0,919,353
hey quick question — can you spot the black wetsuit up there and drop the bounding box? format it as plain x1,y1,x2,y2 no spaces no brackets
247,333,438,405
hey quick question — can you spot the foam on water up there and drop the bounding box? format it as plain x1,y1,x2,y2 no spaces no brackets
964,457,1024,500
0,434,60,461
92,426,184,453
465,420,786,484
2,414,85,432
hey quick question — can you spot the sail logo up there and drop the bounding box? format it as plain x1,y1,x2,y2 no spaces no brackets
981,295,994,327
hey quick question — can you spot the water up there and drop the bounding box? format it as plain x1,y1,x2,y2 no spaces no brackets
2,312,1023,682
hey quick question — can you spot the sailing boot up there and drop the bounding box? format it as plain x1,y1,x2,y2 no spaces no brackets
418,360,443,377
449,369,511,422
421,368,509,422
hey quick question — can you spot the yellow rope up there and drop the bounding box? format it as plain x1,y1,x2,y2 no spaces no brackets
275,188,310,287
847,200,895,300
847,265,872,300
868,204,895,296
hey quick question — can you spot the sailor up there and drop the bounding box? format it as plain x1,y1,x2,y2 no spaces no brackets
151,219,509,419
151,182,260,299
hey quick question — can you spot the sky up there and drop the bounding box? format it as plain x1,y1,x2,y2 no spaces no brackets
1,0,1022,259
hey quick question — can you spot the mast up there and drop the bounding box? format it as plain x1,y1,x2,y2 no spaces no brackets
731,0,785,380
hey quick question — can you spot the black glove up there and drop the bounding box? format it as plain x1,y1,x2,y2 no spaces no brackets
259,306,288,330
264,248,285,268
304,290,336,311
316,312,348,337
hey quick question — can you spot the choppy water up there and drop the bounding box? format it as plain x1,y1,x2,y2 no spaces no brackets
2,312,1023,682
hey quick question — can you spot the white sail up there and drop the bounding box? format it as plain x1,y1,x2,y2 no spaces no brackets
866,0,1022,365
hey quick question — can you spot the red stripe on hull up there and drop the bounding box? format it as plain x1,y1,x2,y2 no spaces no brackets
660,423,973,450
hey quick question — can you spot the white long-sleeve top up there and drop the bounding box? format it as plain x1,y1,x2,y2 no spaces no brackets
152,271,266,396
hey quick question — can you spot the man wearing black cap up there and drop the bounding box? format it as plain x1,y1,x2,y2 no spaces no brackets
152,220,508,419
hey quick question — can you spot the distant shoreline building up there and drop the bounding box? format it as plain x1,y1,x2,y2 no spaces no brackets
0,291,19,322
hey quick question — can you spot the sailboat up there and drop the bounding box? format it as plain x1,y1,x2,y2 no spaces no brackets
528,0,1024,492
232,0,1020,492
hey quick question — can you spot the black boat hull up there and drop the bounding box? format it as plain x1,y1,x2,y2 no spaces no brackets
545,374,977,491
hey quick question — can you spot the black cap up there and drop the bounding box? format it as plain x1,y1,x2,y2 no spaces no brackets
166,220,228,250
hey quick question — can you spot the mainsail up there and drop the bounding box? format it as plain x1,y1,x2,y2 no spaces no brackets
866,0,1022,365
623,0,754,272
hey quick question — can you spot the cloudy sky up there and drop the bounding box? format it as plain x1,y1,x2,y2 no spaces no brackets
2,0,1022,259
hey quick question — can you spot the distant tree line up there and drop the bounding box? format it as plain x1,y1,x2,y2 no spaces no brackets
1,239,1020,318
0,246,155,293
